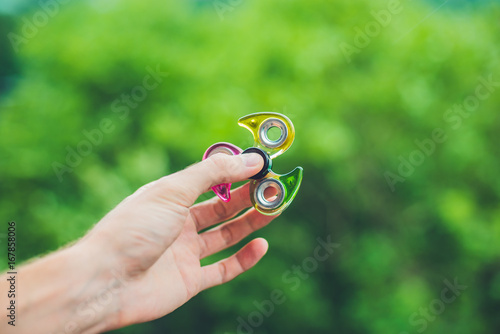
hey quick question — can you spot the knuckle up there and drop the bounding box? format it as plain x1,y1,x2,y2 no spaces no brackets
155,175,174,192
198,234,208,258
220,224,234,246
206,154,240,184
190,206,203,230
208,154,228,171
219,261,228,282
213,200,229,219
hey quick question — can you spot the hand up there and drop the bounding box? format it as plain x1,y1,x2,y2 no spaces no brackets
80,152,278,330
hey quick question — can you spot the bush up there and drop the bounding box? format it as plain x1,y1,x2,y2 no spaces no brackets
1,0,499,333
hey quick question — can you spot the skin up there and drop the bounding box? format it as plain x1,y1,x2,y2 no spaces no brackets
1,153,278,333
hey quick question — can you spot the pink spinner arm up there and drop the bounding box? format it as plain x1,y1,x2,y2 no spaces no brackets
202,142,243,202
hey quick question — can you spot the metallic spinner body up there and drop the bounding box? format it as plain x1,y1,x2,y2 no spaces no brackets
203,112,303,215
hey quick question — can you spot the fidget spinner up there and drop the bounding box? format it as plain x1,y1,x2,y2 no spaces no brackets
203,112,303,215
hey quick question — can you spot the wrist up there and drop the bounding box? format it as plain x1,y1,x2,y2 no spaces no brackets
13,240,125,334
68,237,127,332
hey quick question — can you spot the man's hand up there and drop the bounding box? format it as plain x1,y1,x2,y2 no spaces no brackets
78,152,276,330
1,152,278,333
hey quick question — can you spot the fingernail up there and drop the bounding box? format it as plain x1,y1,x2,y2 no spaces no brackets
242,153,263,167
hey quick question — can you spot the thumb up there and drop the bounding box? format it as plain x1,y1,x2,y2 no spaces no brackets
155,153,264,206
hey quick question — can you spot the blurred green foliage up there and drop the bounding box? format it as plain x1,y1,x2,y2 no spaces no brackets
1,0,500,333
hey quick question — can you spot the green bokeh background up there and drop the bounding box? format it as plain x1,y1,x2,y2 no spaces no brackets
1,0,500,333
